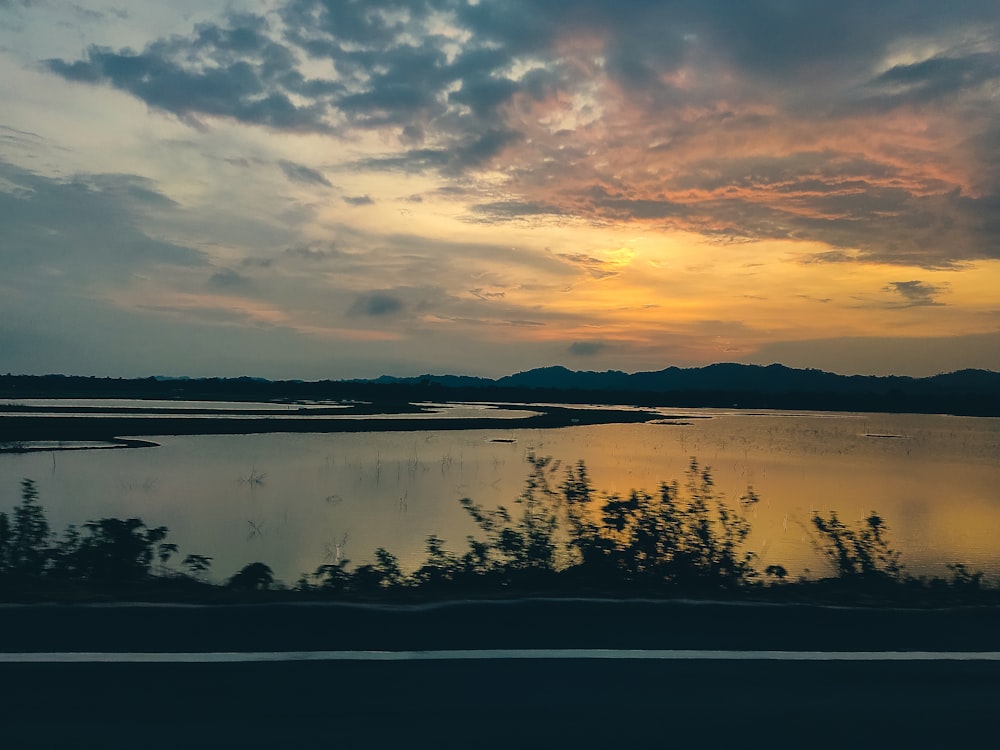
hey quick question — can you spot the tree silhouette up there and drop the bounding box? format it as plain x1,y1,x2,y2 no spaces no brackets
228,562,274,590
8,479,50,578
67,518,170,584
182,554,213,578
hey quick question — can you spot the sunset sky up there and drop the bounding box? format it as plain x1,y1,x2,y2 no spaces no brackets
2,0,999,379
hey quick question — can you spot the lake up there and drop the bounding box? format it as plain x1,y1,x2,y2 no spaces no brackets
2,403,999,585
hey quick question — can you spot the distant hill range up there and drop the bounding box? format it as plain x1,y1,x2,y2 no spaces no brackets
362,363,1000,415
363,363,1000,416
2,364,1000,415
370,363,1000,396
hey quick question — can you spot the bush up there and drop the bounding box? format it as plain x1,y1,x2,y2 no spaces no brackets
810,510,903,581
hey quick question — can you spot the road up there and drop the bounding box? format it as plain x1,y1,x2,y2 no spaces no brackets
2,599,999,747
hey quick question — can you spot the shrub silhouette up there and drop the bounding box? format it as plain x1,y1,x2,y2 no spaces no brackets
2,467,993,604
456,453,563,583
228,562,275,590
56,518,171,584
1,478,215,594
574,458,757,590
350,548,404,592
0,479,51,579
313,558,352,593
182,553,213,578
435,455,758,593
945,562,983,591
410,534,460,589
811,510,903,581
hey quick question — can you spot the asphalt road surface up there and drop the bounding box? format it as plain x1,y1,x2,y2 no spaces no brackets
2,600,999,748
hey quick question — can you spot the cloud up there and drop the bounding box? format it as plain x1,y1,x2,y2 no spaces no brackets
883,280,948,307
0,161,203,280
19,0,1000,384
45,12,337,132
558,253,620,279
343,194,374,206
279,159,332,187
282,245,340,262
470,200,567,221
470,288,506,300
349,291,404,317
568,341,608,356
30,0,1000,303
0,123,43,147
863,53,1000,109
747,330,1000,376
208,269,249,289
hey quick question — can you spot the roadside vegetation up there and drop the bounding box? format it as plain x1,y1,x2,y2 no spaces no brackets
0,457,995,605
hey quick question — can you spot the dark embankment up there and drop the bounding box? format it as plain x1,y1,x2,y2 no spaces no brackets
0,404,656,442
4,598,1000,653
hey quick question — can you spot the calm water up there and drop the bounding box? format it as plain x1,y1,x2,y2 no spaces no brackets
2,407,999,584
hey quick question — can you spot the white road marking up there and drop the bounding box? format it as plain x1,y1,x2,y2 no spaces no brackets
2,649,1000,663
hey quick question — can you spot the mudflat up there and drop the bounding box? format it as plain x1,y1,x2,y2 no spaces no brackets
0,404,658,444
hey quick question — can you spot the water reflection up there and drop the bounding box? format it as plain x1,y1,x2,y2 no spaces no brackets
1,409,998,585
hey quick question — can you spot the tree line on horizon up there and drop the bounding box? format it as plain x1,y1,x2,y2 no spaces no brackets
2,364,999,416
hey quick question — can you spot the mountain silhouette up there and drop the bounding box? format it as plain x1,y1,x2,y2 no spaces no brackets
373,363,1000,397
2,364,999,415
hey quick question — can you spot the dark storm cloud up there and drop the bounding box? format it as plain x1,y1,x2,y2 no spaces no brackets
349,291,404,316
278,159,332,187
